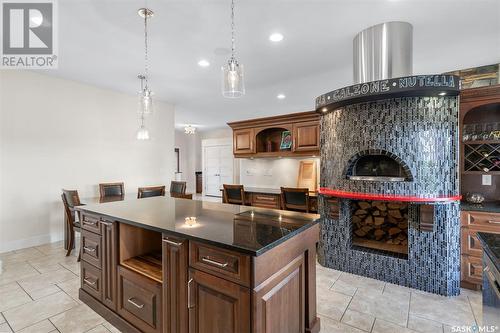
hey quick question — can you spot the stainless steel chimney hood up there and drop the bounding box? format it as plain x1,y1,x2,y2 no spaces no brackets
353,21,413,84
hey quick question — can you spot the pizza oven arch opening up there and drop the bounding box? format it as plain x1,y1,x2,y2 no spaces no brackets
345,150,413,182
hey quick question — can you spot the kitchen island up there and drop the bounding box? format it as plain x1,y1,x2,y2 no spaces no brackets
76,196,320,333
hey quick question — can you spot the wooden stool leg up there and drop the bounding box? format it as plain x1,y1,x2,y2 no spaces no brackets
66,229,74,257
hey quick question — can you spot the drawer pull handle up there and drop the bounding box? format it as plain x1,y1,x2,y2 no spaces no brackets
100,221,112,226
84,220,98,226
187,278,194,309
201,256,229,268
127,297,144,309
487,220,500,224
163,238,183,246
83,278,96,286
83,246,96,253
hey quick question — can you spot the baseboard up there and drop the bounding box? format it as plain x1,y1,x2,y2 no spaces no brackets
0,233,63,253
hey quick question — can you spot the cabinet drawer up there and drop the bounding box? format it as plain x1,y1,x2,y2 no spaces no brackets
461,229,483,257
461,211,500,232
461,255,483,286
82,230,101,268
81,261,102,301
252,193,280,209
82,213,101,234
189,241,251,287
118,266,162,333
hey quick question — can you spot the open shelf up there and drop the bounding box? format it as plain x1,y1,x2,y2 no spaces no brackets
255,127,292,153
119,223,163,283
121,252,162,283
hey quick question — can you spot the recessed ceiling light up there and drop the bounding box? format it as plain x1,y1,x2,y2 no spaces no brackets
321,107,328,112
198,59,210,67
277,94,286,99
269,33,284,42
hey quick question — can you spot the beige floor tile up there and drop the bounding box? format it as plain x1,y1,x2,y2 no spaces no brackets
0,263,40,286
336,272,385,293
331,279,357,296
2,291,78,331
372,318,418,333
0,314,5,325
103,322,121,333
348,287,410,326
0,323,12,333
59,260,80,276
316,266,340,290
50,304,105,333
27,284,61,300
318,315,365,333
57,277,80,301
0,248,42,265
0,283,32,312
86,325,112,333
17,268,77,294
383,282,412,296
410,291,476,327
17,319,56,333
341,308,374,332
461,288,482,325
317,289,352,321
407,314,444,333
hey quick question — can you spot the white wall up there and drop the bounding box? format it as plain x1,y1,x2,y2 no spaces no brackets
239,157,320,189
174,130,197,193
0,71,175,253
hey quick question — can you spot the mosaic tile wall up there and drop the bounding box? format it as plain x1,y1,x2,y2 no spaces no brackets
318,96,461,296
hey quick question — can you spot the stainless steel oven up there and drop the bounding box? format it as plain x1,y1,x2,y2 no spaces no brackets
483,252,500,327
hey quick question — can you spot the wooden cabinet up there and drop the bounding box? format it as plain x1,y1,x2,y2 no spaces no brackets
460,210,500,289
117,266,162,333
228,111,320,158
101,220,118,311
82,229,101,268
162,235,189,333
81,260,102,300
188,268,250,333
233,129,254,155
253,255,305,333
251,193,281,209
293,121,320,152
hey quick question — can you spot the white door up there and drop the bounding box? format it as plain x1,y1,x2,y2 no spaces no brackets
204,145,233,197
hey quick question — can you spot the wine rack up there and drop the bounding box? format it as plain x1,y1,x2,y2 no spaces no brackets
463,140,500,174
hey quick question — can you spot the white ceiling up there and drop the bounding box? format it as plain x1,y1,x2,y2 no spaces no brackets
47,0,499,130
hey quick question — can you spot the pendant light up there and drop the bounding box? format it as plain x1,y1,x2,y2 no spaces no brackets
136,113,150,140
137,7,154,114
221,0,245,98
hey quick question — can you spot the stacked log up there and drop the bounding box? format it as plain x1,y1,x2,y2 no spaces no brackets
352,201,408,246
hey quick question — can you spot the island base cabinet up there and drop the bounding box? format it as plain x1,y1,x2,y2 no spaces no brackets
188,268,250,333
253,255,305,333
101,221,118,311
162,235,189,333
117,266,163,333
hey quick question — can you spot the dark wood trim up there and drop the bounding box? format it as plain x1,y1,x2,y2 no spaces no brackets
175,148,180,173
80,288,142,333
227,111,320,130
460,84,500,102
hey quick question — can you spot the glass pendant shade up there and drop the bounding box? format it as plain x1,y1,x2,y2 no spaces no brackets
222,59,244,98
136,125,150,140
138,88,153,114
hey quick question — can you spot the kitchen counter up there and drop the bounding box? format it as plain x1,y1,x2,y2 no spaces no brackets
478,232,500,272
77,196,319,256
461,201,500,213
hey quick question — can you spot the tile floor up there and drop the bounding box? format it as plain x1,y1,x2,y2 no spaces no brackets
0,240,482,333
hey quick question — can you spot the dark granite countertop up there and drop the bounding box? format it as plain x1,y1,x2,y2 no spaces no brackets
219,186,318,196
460,201,500,213
477,232,500,272
76,196,319,256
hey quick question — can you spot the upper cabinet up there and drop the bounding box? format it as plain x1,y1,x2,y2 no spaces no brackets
228,111,320,158
233,129,255,154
